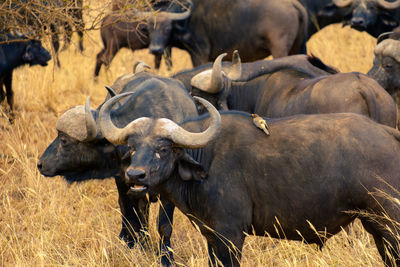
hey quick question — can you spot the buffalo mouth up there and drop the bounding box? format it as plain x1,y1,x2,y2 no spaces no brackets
350,24,366,32
129,184,148,193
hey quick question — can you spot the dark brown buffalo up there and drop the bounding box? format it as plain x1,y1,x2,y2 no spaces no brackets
38,70,198,266
99,95,400,266
94,12,172,77
329,0,400,37
146,0,308,67
187,53,397,128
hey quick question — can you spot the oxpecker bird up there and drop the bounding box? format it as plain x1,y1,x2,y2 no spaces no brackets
251,114,270,136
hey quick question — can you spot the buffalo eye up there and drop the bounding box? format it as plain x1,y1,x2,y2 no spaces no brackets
157,147,170,158
60,137,67,146
129,146,136,156
384,64,393,70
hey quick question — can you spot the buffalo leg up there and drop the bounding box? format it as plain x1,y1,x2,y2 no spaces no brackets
164,46,173,71
0,79,5,104
74,8,85,52
4,71,13,112
94,41,119,77
154,54,162,70
361,218,400,266
50,24,61,68
62,22,73,51
115,177,150,248
77,29,84,52
206,230,244,267
158,199,175,267
94,48,106,77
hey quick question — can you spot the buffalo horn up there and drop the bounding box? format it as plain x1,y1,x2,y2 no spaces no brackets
84,97,99,141
377,0,400,9
190,53,226,93
374,38,400,62
227,50,242,80
105,86,117,97
377,32,393,44
155,96,221,148
98,92,140,144
135,0,192,21
332,0,353,7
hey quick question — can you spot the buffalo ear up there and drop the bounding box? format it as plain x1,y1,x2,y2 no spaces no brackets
23,45,33,61
178,152,207,181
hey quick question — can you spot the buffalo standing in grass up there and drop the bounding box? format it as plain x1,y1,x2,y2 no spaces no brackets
143,0,308,67
0,34,51,120
93,0,188,77
185,53,397,128
99,95,400,267
38,70,198,266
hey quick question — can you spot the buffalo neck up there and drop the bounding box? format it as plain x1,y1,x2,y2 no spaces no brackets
229,75,272,113
0,40,28,71
158,148,212,218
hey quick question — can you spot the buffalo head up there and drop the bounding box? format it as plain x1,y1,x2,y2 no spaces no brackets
368,32,400,95
38,98,123,182
23,39,52,66
190,51,242,111
98,94,220,192
135,0,192,59
332,0,400,35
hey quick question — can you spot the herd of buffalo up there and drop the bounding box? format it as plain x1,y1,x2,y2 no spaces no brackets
3,0,400,266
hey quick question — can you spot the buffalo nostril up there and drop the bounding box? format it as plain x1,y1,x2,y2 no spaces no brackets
150,47,164,56
37,161,42,170
126,168,146,180
351,18,365,27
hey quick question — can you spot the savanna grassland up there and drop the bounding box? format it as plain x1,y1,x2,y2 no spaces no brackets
0,2,392,266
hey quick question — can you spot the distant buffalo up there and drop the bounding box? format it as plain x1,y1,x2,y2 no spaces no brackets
144,0,308,67
0,34,51,120
94,4,179,77
329,0,400,37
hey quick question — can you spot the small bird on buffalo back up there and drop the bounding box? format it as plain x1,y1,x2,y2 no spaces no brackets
251,114,270,136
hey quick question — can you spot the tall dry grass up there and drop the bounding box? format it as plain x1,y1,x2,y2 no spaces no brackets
0,9,393,266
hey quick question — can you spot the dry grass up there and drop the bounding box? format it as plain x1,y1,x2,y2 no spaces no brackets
0,8,392,266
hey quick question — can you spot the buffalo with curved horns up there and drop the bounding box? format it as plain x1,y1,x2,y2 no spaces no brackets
38,69,198,266
185,52,397,128
329,0,400,37
99,94,400,266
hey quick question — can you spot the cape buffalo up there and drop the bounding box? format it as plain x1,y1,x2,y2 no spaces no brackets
329,0,400,37
4,0,84,67
187,53,397,128
38,70,198,266
0,33,51,120
145,0,308,67
99,95,400,266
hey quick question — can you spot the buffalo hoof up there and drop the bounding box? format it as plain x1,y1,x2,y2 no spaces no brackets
160,252,174,267
119,228,136,249
119,227,149,249
160,240,174,267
